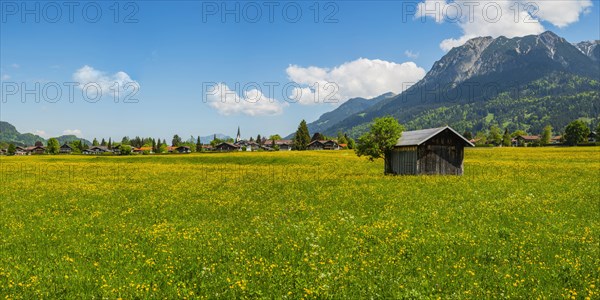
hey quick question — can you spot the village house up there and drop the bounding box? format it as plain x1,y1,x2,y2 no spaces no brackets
235,140,259,151
514,135,541,147
308,140,340,150
262,140,294,151
14,146,27,155
26,145,46,155
174,146,191,153
551,136,563,144
110,144,123,155
59,143,73,154
83,146,111,155
133,147,153,154
588,131,597,142
215,142,241,152
388,126,474,175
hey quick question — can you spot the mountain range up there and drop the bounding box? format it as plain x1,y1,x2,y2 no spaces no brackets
302,31,599,137
0,120,231,146
0,121,92,147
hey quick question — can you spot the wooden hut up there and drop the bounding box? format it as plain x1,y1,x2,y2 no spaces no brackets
59,143,73,154
307,140,340,150
215,142,240,152
388,126,473,175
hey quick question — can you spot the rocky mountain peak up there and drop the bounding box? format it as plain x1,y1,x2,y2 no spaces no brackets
419,31,597,88
574,40,600,61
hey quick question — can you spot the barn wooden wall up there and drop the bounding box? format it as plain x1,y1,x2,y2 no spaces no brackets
389,147,418,175
418,130,464,175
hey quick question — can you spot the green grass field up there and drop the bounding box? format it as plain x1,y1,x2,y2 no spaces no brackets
0,148,598,299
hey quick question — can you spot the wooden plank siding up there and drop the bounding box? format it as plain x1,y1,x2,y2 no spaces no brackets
417,130,465,175
389,147,418,175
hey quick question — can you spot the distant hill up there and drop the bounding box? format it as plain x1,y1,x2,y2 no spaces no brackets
311,31,600,137
200,134,231,144
55,135,91,146
0,121,91,146
303,92,395,136
0,121,46,146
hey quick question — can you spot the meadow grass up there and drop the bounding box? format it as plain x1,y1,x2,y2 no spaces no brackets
0,147,598,299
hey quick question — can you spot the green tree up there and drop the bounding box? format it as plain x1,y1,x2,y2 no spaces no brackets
108,138,112,149
100,138,106,146
293,120,311,150
502,129,512,147
347,137,356,149
92,138,99,146
338,132,348,144
462,131,473,140
7,143,16,155
541,125,553,145
488,125,502,146
511,130,527,138
564,120,590,145
172,134,182,147
120,145,132,155
256,134,262,145
159,143,167,154
121,136,130,145
311,132,324,142
355,116,403,174
196,136,202,152
47,138,60,154
269,134,281,141
77,139,87,151
474,131,487,146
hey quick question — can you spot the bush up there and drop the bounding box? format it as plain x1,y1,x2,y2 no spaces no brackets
120,145,132,155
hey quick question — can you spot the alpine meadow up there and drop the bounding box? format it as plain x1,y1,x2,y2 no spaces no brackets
1,148,598,298
2,1,600,299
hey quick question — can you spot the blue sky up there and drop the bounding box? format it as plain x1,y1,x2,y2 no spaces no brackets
1,1,599,141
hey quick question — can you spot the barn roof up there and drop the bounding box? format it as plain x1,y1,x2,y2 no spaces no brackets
395,126,474,147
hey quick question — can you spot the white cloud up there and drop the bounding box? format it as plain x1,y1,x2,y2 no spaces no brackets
416,0,593,51
405,50,420,59
62,129,82,136
73,65,140,100
1,74,10,80
11,64,19,69
286,58,426,105
205,83,287,116
34,130,48,138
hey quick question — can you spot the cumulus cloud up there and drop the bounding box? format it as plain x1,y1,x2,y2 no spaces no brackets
73,65,140,101
205,83,287,116
416,0,593,51
286,58,426,105
1,74,10,80
62,129,82,136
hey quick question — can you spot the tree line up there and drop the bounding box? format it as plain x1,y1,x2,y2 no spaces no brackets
292,120,356,150
464,119,598,147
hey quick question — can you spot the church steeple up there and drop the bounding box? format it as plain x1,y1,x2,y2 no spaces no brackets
236,126,241,143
